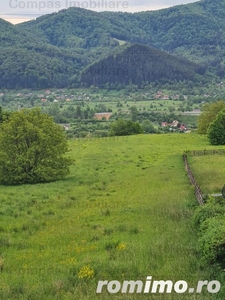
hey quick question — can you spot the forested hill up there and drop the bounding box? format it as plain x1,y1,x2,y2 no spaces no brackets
17,8,120,49
101,0,225,66
1,0,225,88
17,0,225,68
0,9,120,89
0,18,36,46
80,44,206,88
0,19,87,89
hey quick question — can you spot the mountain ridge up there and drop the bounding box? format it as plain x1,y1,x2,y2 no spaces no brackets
0,0,225,88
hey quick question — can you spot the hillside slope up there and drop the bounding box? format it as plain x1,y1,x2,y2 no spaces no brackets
0,19,87,88
80,44,206,88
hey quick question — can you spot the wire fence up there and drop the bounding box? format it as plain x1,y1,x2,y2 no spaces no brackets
186,149,225,156
183,154,204,205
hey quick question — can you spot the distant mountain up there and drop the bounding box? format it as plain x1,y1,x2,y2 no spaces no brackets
80,44,206,88
0,0,225,88
17,0,225,67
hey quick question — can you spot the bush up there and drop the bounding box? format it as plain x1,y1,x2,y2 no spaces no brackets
110,119,143,136
208,109,225,145
141,120,156,133
198,100,225,134
192,196,225,226
193,196,225,266
199,216,225,264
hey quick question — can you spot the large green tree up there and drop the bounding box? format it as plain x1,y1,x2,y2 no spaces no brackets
208,109,225,145
141,120,156,133
0,107,3,124
0,107,10,124
197,100,225,134
110,119,143,136
0,108,72,185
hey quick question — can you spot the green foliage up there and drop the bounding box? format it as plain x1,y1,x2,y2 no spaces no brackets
141,120,156,133
0,19,85,89
129,105,138,122
0,106,4,124
0,108,72,185
208,109,225,145
192,196,225,226
18,1,225,70
2,0,225,88
0,107,2,123
197,100,225,134
81,44,204,88
199,216,225,264
110,118,143,136
0,134,224,299
0,107,10,124
193,196,225,265
0,46,85,89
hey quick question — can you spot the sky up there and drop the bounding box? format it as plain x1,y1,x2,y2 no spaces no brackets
1,0,199,24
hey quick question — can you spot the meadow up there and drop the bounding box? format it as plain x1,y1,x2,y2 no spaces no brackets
0,133,224,299
188,154,225,194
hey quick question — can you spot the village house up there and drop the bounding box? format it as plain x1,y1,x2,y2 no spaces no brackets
161,120,183,129
95,112,112,120
171,120,179,127
180,124,187,131
155,91,163,99
161,122,170,127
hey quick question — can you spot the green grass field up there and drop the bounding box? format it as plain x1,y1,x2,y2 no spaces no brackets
188,154,225,194
0,133,224,299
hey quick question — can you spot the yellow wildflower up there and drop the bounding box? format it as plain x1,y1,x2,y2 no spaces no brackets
78,265,95,279
116,243,126,251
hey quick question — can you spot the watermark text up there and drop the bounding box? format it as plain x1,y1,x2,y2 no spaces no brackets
8,0,129,11
96,276,221,294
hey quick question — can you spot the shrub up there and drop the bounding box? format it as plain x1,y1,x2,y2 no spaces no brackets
110,119,143,136
208,109,225,145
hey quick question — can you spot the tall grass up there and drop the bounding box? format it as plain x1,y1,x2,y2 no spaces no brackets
188,154,225,194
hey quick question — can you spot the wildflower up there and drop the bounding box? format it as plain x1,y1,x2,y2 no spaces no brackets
78,265,95,279
116,243,126,251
